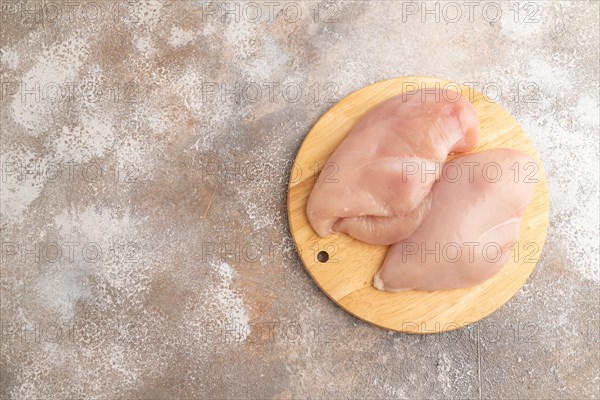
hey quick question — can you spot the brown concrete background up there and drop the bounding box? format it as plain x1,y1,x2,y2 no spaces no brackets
1,1,598,399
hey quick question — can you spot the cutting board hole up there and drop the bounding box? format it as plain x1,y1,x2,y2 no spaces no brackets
317,251,329,263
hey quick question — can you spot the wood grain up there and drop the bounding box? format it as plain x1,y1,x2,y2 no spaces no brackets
287,76,550,333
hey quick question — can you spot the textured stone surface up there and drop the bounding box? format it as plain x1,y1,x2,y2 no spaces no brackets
1,1,598,399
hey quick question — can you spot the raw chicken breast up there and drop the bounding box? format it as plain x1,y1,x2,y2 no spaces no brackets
373,148,537,292
307,88,480,245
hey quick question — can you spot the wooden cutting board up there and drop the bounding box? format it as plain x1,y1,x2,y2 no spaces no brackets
287,76,550,333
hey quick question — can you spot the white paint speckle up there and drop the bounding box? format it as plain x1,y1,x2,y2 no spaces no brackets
212,261,251,342
527,57,572,94
518,114,599,283
11,35,88,132
134,36,157,57
248,35,289,81
0,148,45,221
53,207,152,302
128,0,163,29
50,115,115,163
575,95,600,127
1,47,20,69
169,27,195,47
501,7,542,40
35,266,91,320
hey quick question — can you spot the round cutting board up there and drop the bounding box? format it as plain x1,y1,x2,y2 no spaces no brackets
287,76,550,333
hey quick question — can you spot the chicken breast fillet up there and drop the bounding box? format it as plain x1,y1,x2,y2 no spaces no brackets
373,148,537,292
306,88,480,245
